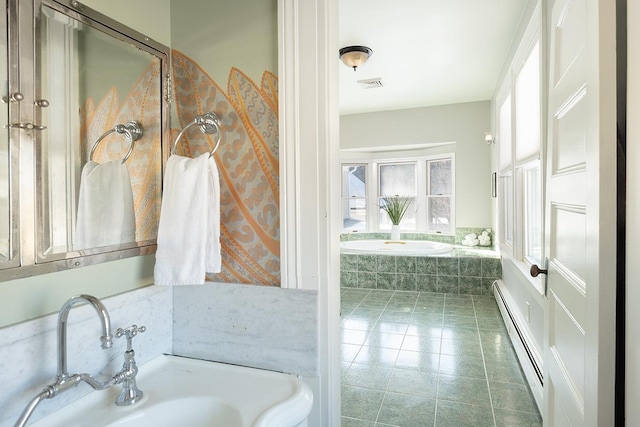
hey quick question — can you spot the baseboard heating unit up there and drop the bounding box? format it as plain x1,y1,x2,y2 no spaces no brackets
493,279,543,413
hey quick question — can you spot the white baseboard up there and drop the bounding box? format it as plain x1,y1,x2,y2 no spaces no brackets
493,280,543,413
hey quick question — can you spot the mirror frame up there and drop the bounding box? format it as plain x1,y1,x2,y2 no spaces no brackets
0,0,170,281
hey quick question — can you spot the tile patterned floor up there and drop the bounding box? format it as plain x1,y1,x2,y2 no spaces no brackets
340,288,542,427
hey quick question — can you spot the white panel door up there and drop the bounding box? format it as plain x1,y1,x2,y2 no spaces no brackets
543,0,616,425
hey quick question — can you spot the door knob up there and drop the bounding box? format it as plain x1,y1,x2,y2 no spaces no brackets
530,264,548,277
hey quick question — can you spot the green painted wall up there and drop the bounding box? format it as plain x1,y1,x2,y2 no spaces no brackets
170,0,277,89
340,101,492,228
0,0,170,328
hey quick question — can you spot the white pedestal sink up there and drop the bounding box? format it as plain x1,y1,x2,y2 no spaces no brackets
29,355,313,427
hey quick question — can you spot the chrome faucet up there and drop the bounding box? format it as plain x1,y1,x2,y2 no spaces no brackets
114,324,146,406
57,295,113,382
13,295,144,427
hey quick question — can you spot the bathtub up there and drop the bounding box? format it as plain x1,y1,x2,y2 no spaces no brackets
340,239,501,294
340,239,453,256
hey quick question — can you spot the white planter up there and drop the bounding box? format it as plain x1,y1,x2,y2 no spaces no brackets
390,225,401,241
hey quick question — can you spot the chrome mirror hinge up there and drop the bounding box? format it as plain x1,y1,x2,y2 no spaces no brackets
164,74,172,103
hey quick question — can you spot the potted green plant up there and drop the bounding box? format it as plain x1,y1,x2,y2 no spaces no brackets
380,195,412,240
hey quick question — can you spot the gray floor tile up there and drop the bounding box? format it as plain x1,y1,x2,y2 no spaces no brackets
435,400,495,427
473,304,501,317
344,362,393,390
342,385,385,421
477,316,508,331
363,298,393,309
365,331,406,349
494,408,542,426
342,343,362,362
405,322,443,338
348,308,384,325
485,359,526,384
342,289,541,427
341,417,377,427
438,353,487,379
443,314,478,329
489,381,539,414
387,368,439,398
395,349,440,372
437,374,492,407
400,335,441,353
343,316,379,332
377,392,436,427
443,304,476,316
380,311,414,322
374,320,410,335
440,338,483,357
440,327,480,342
413,303,444,314
354,346,400,366
342,328,370,345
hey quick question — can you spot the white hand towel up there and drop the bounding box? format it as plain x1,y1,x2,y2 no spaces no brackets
74,160,136,251
206,156,222,273
154,153,221,285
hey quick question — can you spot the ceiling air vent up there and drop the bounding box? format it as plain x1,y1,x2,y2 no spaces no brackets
358,78,384,89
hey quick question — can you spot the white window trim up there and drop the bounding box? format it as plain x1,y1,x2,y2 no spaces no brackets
494,1,544,295
340,151,455,234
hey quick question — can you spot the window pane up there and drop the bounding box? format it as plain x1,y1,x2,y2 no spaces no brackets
342,164,366,197
343,198,367,232
515,42,540,162
428,159,452,195
379,163,416,197
498,94,512,171
500,175,513,245
379,198,416,230
427,197,450,233
525,166,542,263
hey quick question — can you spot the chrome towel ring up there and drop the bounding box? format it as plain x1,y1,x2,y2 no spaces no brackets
89,121,143,164
171,112,221,158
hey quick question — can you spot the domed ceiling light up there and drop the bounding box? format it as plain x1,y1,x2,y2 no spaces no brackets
339,46,373,71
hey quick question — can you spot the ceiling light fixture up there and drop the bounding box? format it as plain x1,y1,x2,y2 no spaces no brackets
339,46,373,71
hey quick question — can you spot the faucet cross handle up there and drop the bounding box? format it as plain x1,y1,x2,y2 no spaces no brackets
116,324,146,351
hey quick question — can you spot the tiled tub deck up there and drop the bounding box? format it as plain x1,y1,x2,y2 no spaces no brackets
340,249,502,295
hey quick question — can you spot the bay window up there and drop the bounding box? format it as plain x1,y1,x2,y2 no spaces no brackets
341,154,454,234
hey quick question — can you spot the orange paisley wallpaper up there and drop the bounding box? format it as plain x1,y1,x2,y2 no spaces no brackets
79,51,280,286
172,50,280,286
80,58,162,243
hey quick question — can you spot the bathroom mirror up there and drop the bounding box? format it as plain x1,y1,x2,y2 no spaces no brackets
0,0,19,271
31,0,168,265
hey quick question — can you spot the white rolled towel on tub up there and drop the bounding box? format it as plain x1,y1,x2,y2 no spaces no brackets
154,153,221,285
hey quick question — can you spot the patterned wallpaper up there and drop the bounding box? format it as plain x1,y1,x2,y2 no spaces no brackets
80,59,162,243
172,50,280,286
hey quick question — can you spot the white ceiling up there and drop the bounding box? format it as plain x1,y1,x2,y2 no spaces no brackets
339,0,529,115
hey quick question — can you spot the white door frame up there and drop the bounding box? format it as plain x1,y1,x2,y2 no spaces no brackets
278,0,341,425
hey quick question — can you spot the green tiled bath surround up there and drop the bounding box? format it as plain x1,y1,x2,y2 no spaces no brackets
341,228,494,247
340,251,501,295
